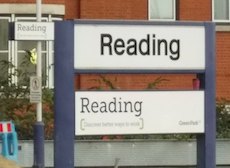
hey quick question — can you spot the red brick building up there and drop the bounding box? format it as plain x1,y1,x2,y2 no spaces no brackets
0,0,229,99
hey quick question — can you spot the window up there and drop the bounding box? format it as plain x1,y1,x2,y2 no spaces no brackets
213,0,230,22
0,15,61,88
149,0,176,21
0,18,9,81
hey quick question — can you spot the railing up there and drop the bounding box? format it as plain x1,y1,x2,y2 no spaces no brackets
15,140,230,167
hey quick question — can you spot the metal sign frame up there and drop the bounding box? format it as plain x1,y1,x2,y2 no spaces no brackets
54,20,216,168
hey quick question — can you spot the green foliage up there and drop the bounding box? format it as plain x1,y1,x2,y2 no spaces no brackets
216,99,230,138
0,54,53,140
88,75,118,90
146,76,169,89
88,75,168,90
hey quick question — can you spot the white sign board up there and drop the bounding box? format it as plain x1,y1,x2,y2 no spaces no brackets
14,22,54,40
75,91,204,135
74,24,205,70
30,76,42,103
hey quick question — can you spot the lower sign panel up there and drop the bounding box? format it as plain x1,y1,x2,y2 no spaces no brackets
75,91,204,135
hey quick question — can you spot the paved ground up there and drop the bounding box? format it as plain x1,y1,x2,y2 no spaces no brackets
0,156,21,168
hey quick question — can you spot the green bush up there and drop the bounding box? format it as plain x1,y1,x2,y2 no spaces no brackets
0,90,54,140
216,99,230,138
0,55,53,140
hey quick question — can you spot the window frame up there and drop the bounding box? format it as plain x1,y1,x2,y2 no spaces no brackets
212,0,230,23
0,17,11,84
0,17,11,59
148,0,176,21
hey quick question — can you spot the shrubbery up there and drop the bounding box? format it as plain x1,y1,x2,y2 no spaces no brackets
216,99,230,138
0,55,54,140
0,90,54,140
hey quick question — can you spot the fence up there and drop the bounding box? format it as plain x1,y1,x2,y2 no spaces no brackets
15,140,230,167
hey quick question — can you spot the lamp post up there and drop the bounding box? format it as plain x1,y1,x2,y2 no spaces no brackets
33,0,44,167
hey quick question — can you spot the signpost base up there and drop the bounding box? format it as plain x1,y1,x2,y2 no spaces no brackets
32,122,44,168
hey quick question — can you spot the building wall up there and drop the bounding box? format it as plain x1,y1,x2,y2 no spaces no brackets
0,0,229,99
178,0,212,21
65,0,79,19
79,0,147,20
216,32,230,99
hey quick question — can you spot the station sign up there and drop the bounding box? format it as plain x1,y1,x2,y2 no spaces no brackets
14,22,54,41
75,91,205,135
55,21,215,168
74,23,205,70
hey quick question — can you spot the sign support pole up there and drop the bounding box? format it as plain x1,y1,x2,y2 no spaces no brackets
54,21,75,168
197,23,216,168
33,0,44,167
